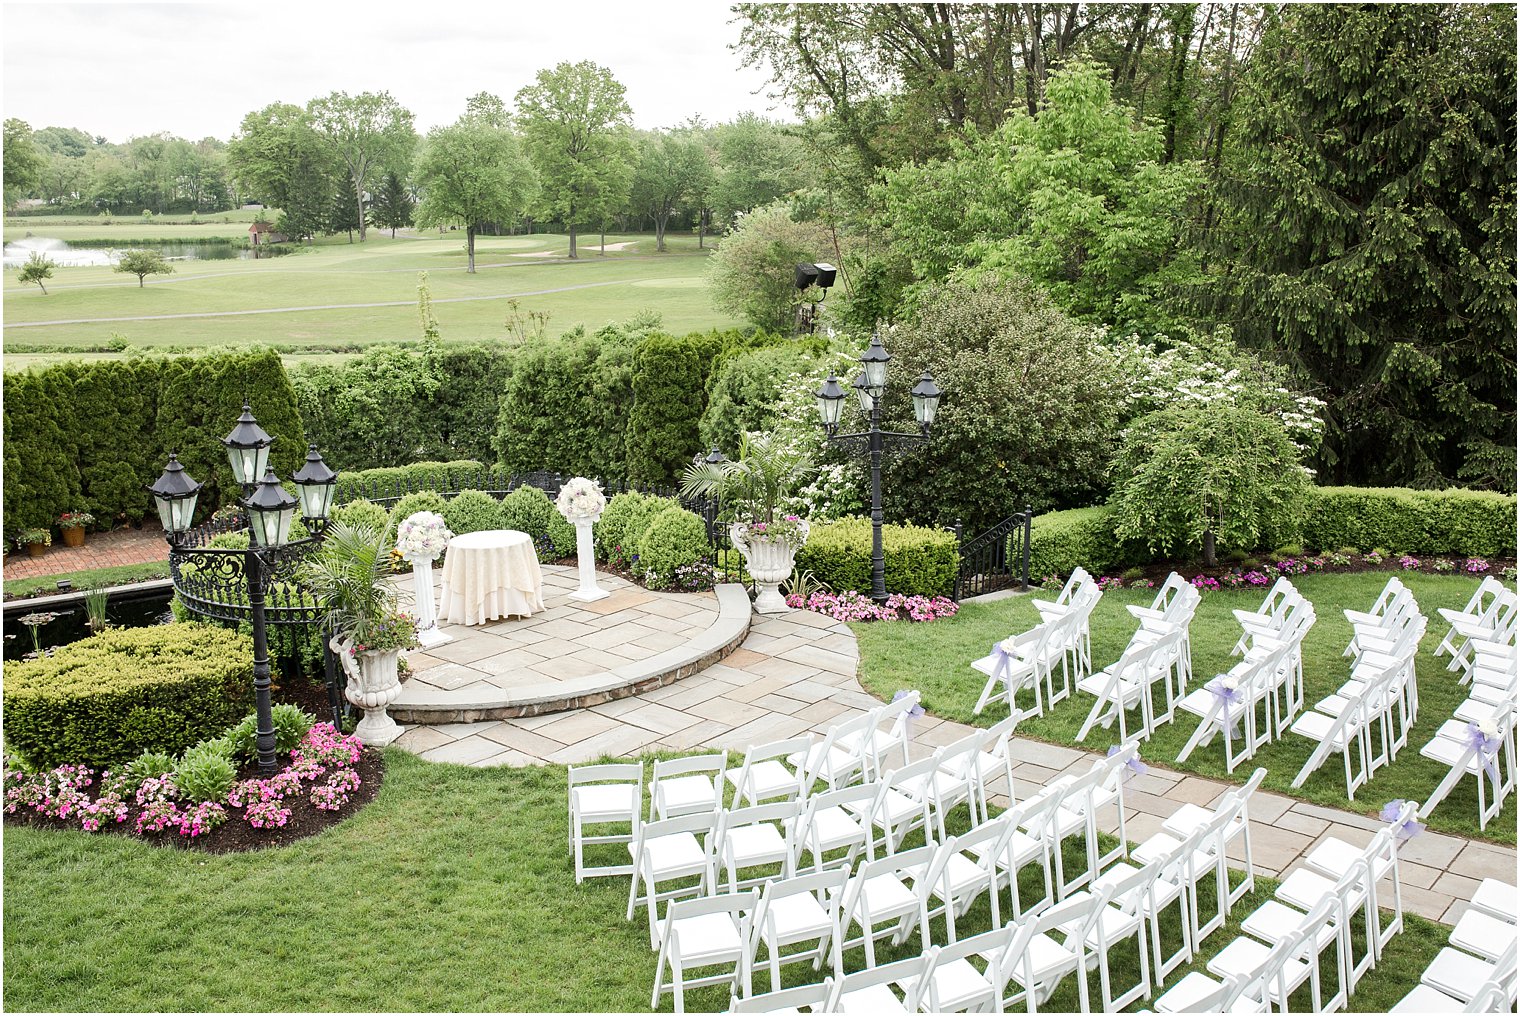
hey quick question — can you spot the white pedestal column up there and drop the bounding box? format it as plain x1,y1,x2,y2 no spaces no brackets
408,555,450,648
568,516,608,602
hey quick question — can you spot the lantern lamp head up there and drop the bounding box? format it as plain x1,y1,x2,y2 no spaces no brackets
814,374,847,430
221,404,275,489
147,453,202,535
911,371,943,432
860,333,891,391
243,468,299,548
290,444,338,522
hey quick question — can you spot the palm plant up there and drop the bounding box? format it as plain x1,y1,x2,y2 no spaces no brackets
678,432,810,525
297,520,398,645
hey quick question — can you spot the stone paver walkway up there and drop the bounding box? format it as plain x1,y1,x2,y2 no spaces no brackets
395,607,1516,926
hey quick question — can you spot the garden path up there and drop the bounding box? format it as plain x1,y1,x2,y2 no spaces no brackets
3,522,165,581
394,606,1516,927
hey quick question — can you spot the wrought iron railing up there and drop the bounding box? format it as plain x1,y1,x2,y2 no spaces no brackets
953,507,1033,600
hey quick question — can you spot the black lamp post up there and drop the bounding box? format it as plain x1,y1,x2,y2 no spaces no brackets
152,407,339,774
814,334,942,604
794,262,838,335
698,444,728,546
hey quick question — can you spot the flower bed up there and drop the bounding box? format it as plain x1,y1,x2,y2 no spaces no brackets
785,589,959,622
2,723,382,853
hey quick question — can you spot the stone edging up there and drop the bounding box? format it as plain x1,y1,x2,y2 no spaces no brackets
390,583,753,724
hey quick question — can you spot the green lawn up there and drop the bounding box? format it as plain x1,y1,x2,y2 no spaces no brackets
2,749,1446,1012
3,232,738,371
3,560,170,599
856,571,1515,843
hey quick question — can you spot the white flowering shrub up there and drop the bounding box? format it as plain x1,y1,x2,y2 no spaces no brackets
765,350,866,521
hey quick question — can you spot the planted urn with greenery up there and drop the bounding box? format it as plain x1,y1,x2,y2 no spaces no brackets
298,519,418,746
57,511,94,547
680,431,812,613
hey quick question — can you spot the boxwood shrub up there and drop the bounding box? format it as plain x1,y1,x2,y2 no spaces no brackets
388,491,451,529
3,623,252,770
596,491,676,565
442,489,509,535
637,507,710,586
330,498,392,535
794,517,959,597
500,485,577,560
1027,506,1135,579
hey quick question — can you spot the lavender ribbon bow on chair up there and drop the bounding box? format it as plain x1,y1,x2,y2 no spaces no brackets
1466,721,1503,787
1379,800,1425,842
1205,677,1244,735
1107,744,1149,782
893,690,926,739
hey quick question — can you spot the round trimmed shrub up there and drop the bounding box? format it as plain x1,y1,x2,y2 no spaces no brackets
637,507,709,587
389,491,450,532
3,623,253,770
500,485,555,543
442,489,509,535
595,491,662,562
331,498,391,534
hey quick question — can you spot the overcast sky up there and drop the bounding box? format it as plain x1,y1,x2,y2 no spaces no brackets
2,0,789,142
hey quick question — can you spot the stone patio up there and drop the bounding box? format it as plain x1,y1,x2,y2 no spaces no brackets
393,600,1517,926
390,566,750,722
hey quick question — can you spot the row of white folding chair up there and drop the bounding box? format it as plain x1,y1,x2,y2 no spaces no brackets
1175,638,1295,773
1133,768,1267,946
1230,579,1316,734
1125,574,1201,707
788,692,924,795
1339,591,1426,752
1437,576,1518,676
1031,568,1103,697
1393,917,1519,1012
1074,624,1188,746
970,608,1084,718
1289,648,1415,799
1420,697,1518,832
1342,575,1421,657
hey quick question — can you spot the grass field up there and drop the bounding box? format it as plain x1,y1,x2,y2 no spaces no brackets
855,571,1515,843
3,560,170,599
1,748,1446,1013
3,231,738,371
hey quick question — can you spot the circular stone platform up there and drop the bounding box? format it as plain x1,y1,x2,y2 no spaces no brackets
388,565,751,724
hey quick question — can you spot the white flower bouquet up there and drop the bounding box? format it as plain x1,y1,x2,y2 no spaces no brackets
555,477,606,521
394,511,453,562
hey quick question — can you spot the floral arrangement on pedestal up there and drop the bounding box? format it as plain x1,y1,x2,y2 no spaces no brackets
394,511,452,561
556,478,607,521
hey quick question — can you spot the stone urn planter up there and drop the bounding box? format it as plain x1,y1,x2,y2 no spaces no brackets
333,638,404,747
732,519,809,614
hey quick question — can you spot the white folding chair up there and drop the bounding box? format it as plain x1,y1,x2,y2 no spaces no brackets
715,800,799,891
904,924,1011,1013
955,709,1026,824
970,623,1053,717
964,795,1055,921
1060,859,1158,1012
788,782,876,874
1289,676,1378,799
908,730,982,841
627,810,718,947
1175,642,1288,772
1206,901,1331,1013
749,866,849,992
837,844,938,968
1093,825,1200,987
1420,700,1517,831
651,752,728,820
838,691,920,782
1247,861,1360,1005
1075,626,1186,744
842,755,938,856
567,762,642,882
1421,939,1519,1007
1468,878,1519,924
1154,971,1258,1014
987,890,1107,1013
726,736,812,807
728,977,833,1014
915,827,1006,945
651,889,757,1015
824,951,933,1014
791,710,877,792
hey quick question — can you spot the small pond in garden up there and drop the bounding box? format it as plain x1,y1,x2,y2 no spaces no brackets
3,587,174,661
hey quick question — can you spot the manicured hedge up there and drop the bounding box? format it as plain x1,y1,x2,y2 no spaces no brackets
2,350,303,535
795,517,959,597
1301,487,1517,556
626,332,723,484
3,623,252,770
1029,486,1519,577
637,507,709,585
334,460,489,505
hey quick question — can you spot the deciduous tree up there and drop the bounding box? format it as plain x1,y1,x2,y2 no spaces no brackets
17,253,54,294
113,248,174,287
515,61,634,259
414,107,536,273
4,118,45,209
630,128,709,251
306,91,416,243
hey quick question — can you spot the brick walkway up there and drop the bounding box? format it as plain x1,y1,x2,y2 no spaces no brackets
3,524,167,581
395,603,1517,926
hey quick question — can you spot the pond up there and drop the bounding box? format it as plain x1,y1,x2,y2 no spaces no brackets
4,587,174,661
2,237,294,268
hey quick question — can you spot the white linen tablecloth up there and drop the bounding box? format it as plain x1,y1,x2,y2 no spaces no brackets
437,529,544,625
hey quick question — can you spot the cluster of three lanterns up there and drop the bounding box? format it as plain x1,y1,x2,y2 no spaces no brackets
813,334,942,432
148,405,338,547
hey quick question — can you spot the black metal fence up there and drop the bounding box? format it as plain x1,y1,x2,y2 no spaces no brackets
953,507,1033,600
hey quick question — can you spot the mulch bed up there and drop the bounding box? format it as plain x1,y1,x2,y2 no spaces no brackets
3,749,384,854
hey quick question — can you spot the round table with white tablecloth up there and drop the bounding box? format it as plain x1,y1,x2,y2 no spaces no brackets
437,529,545,625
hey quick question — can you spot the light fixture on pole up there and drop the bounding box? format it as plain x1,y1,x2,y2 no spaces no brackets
147,453,202,546
221,403,275,492
793,262,838,335
814,336,942,604
290,444,338,528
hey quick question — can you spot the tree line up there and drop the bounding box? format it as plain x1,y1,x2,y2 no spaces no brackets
3,60,812,269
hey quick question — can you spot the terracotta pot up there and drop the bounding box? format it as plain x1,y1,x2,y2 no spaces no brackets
61,528,85,548
25,543,46,558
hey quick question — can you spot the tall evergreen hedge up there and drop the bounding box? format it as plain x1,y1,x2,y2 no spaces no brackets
2,350,303,535
626,331,724,484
